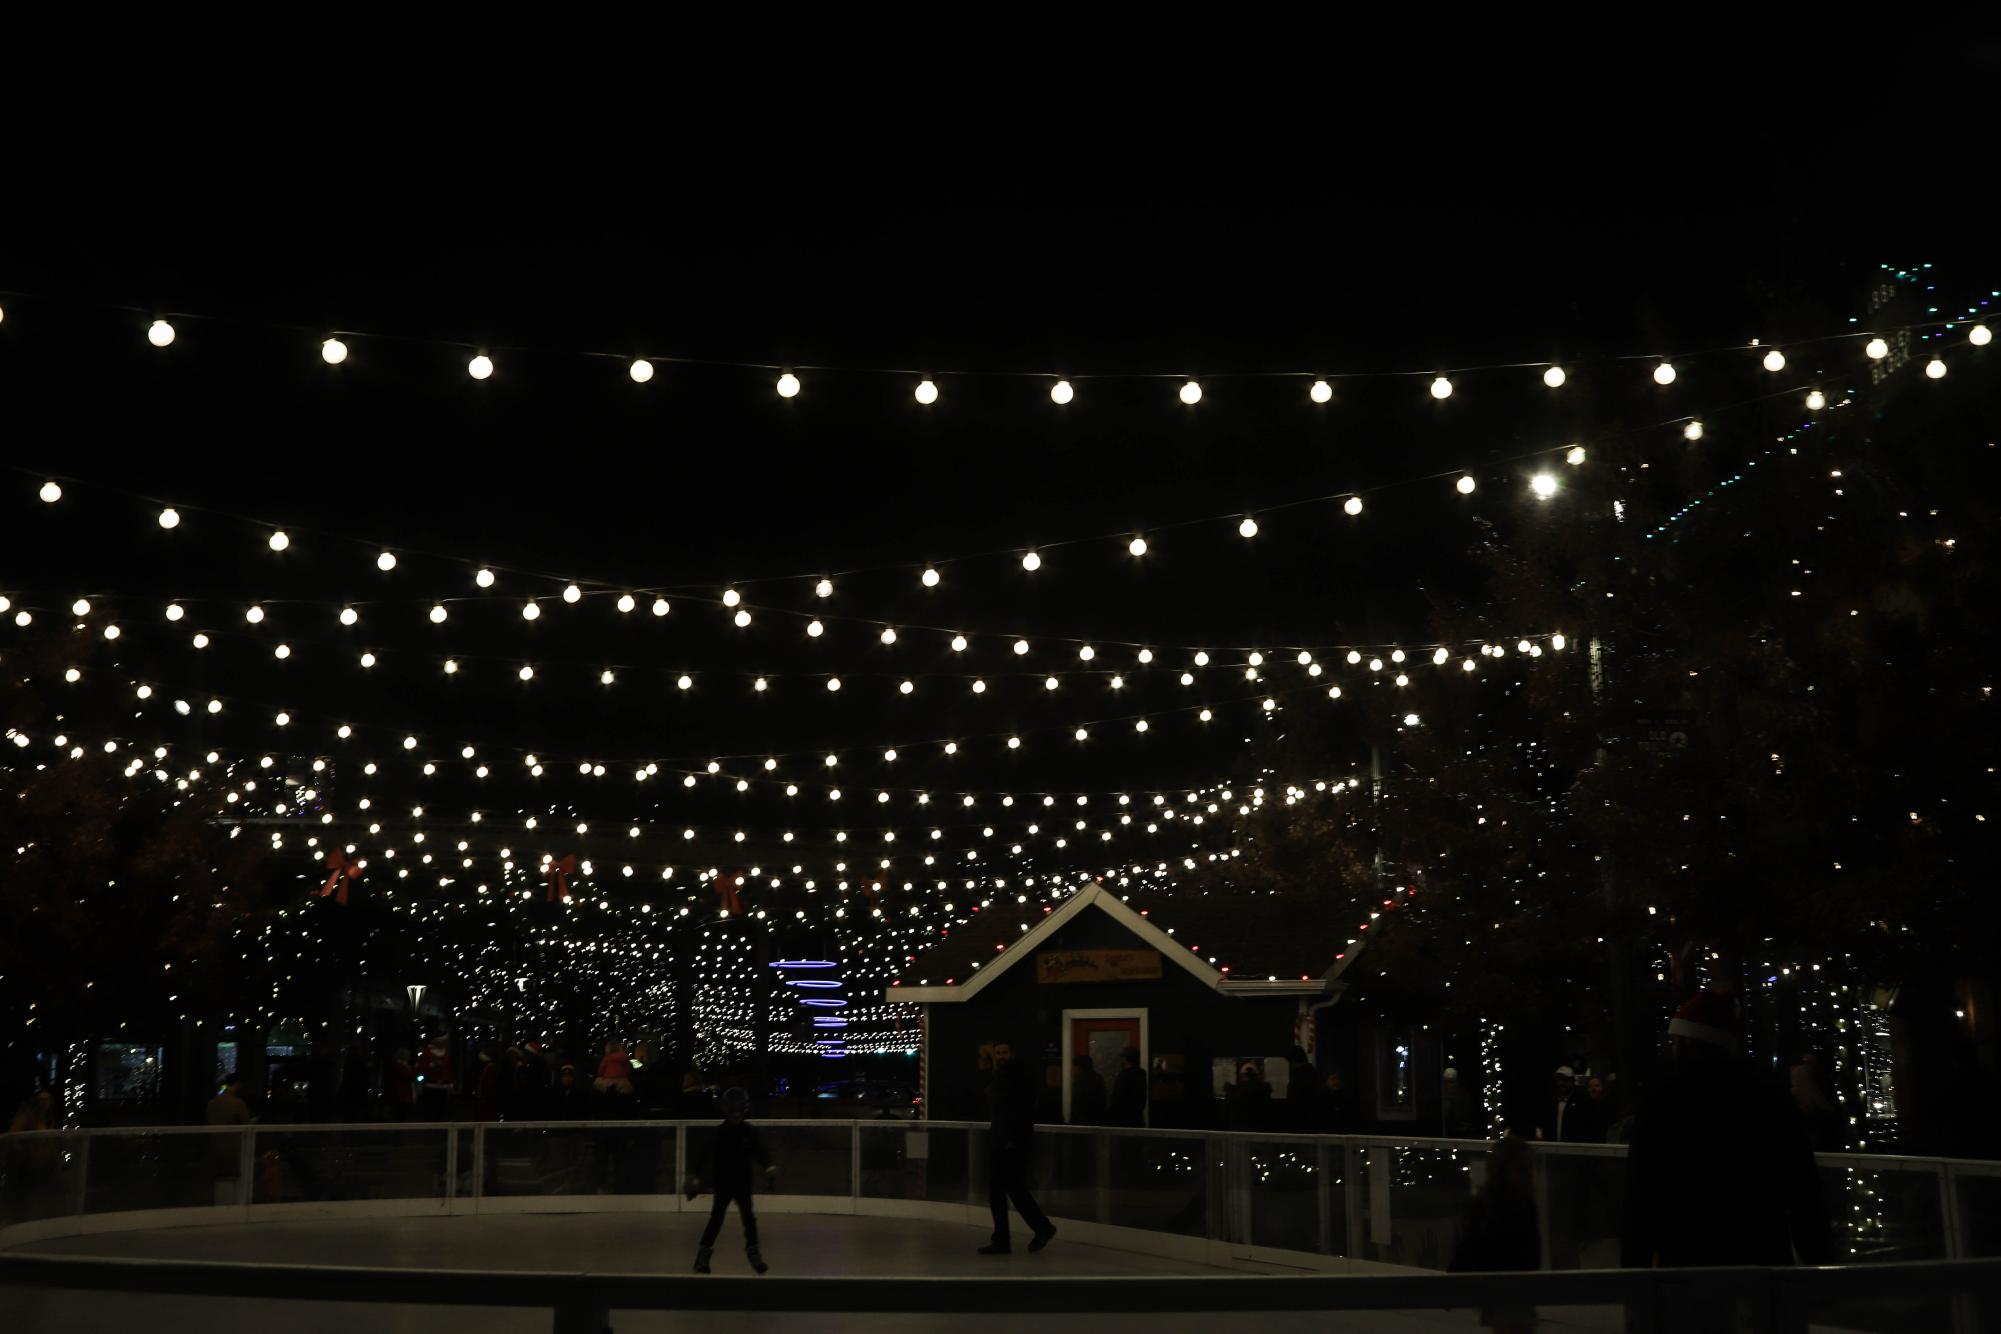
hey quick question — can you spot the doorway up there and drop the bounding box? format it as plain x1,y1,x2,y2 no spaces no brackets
1063,1009,1147,1124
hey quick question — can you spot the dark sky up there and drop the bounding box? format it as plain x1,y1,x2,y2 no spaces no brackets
0,211,1945,888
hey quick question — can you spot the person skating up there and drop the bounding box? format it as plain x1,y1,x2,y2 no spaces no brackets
978,1040,1055,1255
690,1087,774,1274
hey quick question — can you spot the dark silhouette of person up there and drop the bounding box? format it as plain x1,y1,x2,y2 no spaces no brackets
1450,1135,1541,1334
1285,1045,1319,1131
1533,1066,1587,1143
1622,990,1832,1270
1108,1047,1148,1126
692,1087,773,1274
1069,1054,1108,1125
979,1040,1055,1255
1225,1061,1272,1130
553,1063,591,1119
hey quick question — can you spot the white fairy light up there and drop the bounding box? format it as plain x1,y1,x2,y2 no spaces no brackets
1925,358,1947,380
158,507,181,529
71,598,91,616
1128,536,1148,556
244,605,265,624
1179,380,1202,405
268,530,290,552
1430,376,1452,399
951,635,968,652
522,601,541,621
1805,390,1826,410
617,593,636,613
1865,337,1888,360
815,578,834,598
166,604,185,622
776,372,801,398
922,567,941,587
562,584,582,603
1021,550,1042,571
1566,445,1587,465
1653,362,1676,385
914,379,939,405
1762,349,1786,372
1239,516,1258,538
652,598,670,617
1050,380,1074,405
1457,475,1476,494
1310,379,1333,403
807,620,825,637
429,605,448,624
377,551,397,571
467,354,494,380
475,568,496,588
1683,420,1704,441
321,338,349,365
880,628,897,645
1542,365,1566,388
147,319,176,347
1970,325,1992,347
827,677,842,691
1344,496,1363,516
733,609,752,627
1014,639,1030,656
38,480,61,503
1531,472,1559,499
629,359,654,383
1079,645,1096,661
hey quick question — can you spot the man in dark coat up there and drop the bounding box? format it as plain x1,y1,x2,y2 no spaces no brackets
1108,1047,1148,1127
692,1087,774,1274
1622,990,1832,1271
978,1041,1055,1255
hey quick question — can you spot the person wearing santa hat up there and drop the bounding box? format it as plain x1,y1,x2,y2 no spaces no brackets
1621,989,1831,1274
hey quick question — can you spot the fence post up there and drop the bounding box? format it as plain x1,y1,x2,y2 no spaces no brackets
1316,1141,1332,1255
471,1124,485,1204
673,1121,687,1214
444,1128,459,1213
1095,1132,1110,1225
237,1128,257,1210
1342,1140,1365,1259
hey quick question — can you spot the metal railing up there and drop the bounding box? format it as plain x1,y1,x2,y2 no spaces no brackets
4,1119,1998,1268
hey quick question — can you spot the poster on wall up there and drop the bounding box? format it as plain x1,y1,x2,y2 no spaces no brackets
1036,949,1163,984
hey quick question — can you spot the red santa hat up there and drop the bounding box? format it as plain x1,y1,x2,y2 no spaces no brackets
1668,990,1741,1050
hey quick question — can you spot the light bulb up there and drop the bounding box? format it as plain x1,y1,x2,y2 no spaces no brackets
1050,379,1074,405
1542,366,1566,388
807,620,824,637
321,338,349,365
1925,358,1947,379
518,665,534,682
1971,325,1993,347
617,593,636,613
1403,713,1420,727
1179,380,1202,405
1430,376,1453,400
1805,389,1825,411
147,319,176,347
951,634,968,652
652,598,670,617
677,675,692,690
272,643,288,659
628,359,654,383
158,507,181,529
1653,362,1676,385
1683,420,1704,441
71,597,90,616
1021,551,1041,572
899,680,914,695
39,480,62,503
1865,337,1888,360
562,584,581,604
1551,633,1567,650
921,567,940,587
827,677,842,692
377,551,397,571
1309,379,1333,403
1531,473,1558,499
429,605,448,624
1128,536,1148,556
1762,349,1786,372
244,605,265,624
914,379,938,405
522,601,541,620
880,628,897,645
194,633,210,648
1433,647,1449,665
1456,475,1476,495
1079,645,1095,661
776,372,801,398
1567,445,1587,465
166,604,185,622
733,609,752,628
1344,496,1363,516
1239,516,1258,538
600,669,615,686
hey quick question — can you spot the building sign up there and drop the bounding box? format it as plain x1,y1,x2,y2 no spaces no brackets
1036,949,1162,985
1634,711,1693,756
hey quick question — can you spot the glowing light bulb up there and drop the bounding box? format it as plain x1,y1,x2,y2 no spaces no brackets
1179,380,1202,405
39,480,62,503
1551,633,1567,650
1971,325,1993,347
1683,420,1704,441
652,598,670,617
914,379,938,405
600,669,615,685
1403,713,1420,727
194,633,211,649
1762,349,1786,372
562,584,582,604
1925,358,1947,379
467,354,493,380
1007,736,1020,749
1428,376,1453,400
921,567,940,587
807,620,824,638
157,507,180,529
1134,719,1149,732
1050,379,1074,404
1433,647,1449,665
733,609,752,628
1865,337,1888,360
1653,362,1676,385
1021,551,1041,572
899,680,914,695
972,680,987,694
776,372,801,398
1343,496,1363,516
1456,475,1476,495
426,605,446,624
475,568,495,588
521,601,541,621
245,605,265,624
1239,516,1258,538
1805,389,1825,411
880,628,897,645
677,675,693,691
1567,445,1587,465
377,551,397,571
826,677,842,691
166,604,185,622
147,319,176,347
617,593,636,613
628,359,654,383
1309,379,1333,403
72,598,91,616
1543,366,1566,388
1531,472,1559,499
1128,536,1148,556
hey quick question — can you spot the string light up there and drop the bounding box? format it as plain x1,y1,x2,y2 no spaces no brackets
1128,536,1148,556
1762,349,1786,372
1238,516,1258,538
776,372,801,398
1344,496,1363,516
629,359,654,383
321,338,349,365
1429,376,1452,400
39,480,62,503
1542,366,1565,388
1050,380,1073,405
147,320,176,348
268,530,290,552
1924,358,1947,380
914,379,939,405
476,568,496,588
1309,380,1333,403
921,567,940,588
1653,362,1676,385
1530,473,1558,499
1179,380,1202,405
1805,390,1826,411
521,602,541,621
377,551,397,572
652,598,671,617
1021,551,1041,572
1971,325,1993,346
1566,445,1586,465
1683,420,1704,441
157,507,181,529
1865,338,1889,360
1456,475,1476,495
562,584,582,604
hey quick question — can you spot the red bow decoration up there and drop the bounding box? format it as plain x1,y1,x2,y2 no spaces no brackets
545,854,576,904
715,871,744,916
319,849,360,906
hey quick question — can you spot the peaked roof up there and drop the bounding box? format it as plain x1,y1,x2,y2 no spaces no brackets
885,883,1360,1004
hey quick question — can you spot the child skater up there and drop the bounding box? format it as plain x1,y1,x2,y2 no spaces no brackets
689,1087,775,1273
